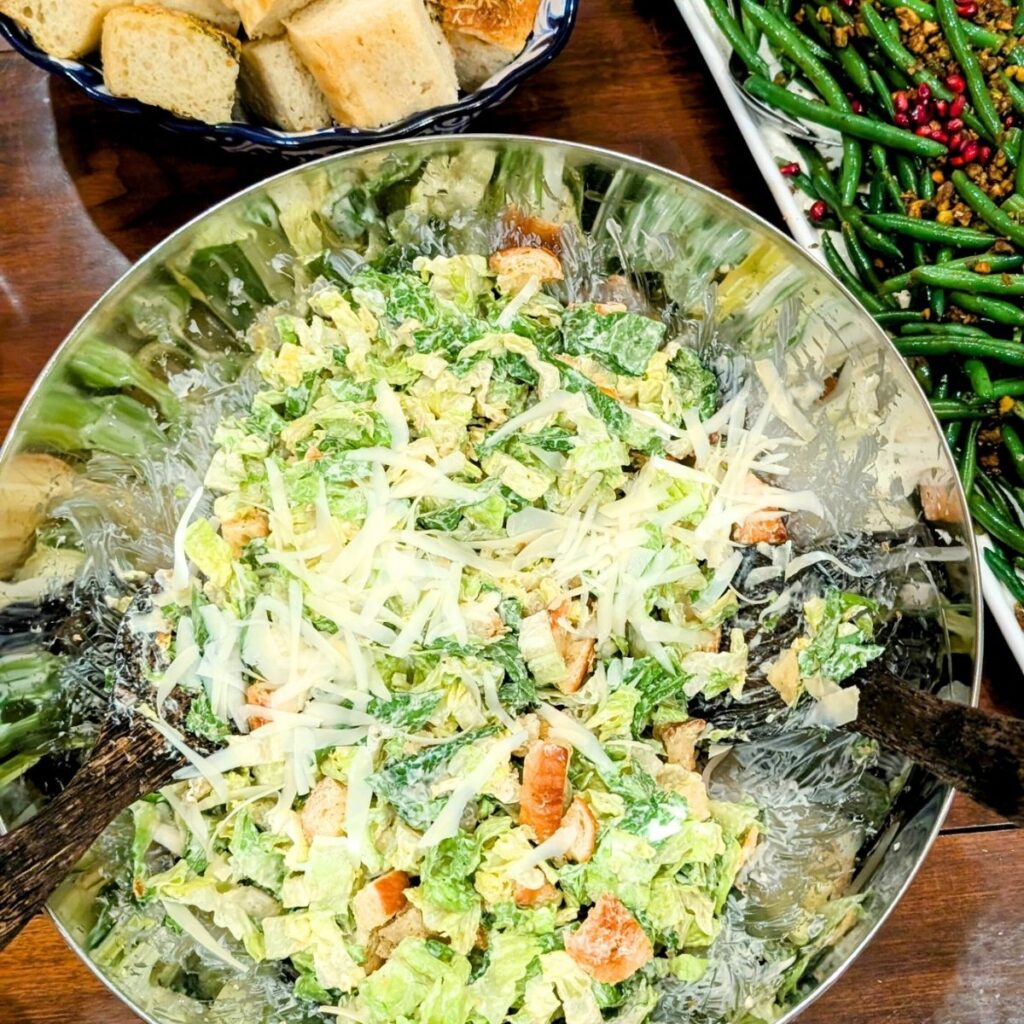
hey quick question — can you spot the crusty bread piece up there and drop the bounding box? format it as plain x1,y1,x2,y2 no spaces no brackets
101,6,240,124
228,0,310,38
0,0,121,59
435,0,540,90
137,0,241,31
240,36,332,131
286,0,459,129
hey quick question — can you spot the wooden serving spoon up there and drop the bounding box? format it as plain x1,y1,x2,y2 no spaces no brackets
0,604,1021,955
0,589,198,952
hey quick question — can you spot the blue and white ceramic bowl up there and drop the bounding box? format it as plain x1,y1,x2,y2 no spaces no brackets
0,0,578,156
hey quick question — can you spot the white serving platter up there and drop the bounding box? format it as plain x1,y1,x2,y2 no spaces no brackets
676,0,1024,672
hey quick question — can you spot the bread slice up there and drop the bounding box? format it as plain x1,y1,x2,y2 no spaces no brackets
435,0,540,90
101,6,240,124
240,36,332,131
137,0,241,31
228,0,310,38
286,0,458,129
0,0,121,59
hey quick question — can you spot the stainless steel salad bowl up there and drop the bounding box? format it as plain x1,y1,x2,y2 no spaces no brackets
0,136,982,1024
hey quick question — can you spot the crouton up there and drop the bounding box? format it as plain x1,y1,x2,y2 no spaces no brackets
501,207,565,253
353,870,410,940
221,508,269,557
655,719,706,772
0,0,121,59
732,472,788,545
286,0,458,129
435,0,540,90
549,601,595,695
299,777,347,840
514,880,560,907
240,36,332,131
519,741,569,841
919,480,964,524
489,245,563,295
656,765,711,820
561,797,597,863
229,0,310,37
564,893,653,984
245,681,274,730
369,906,427,964
101,6,240,124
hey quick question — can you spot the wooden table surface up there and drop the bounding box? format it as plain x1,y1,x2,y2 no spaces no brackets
0,1,1022,1021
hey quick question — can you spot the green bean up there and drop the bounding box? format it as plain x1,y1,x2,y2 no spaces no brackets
952,170,1024,247
959,419,982,499
794,140,841,208
977,472,1014,519
1001,72,1024,115
869,69,896,118
1014,5,1024,35
914,360,935,395
870,145,905,210
911,267,1024,294
862,213,996,248
931,399,994,419
861,3,954,101
895,335,1024,365
1005,194,1024,217
740,1,763,49
983,546,1024,603
935,0,1003,141
874,310,928,326
841,221,888,294
844,207,904,259
933,245,953,318
706,0,771,77
1017,132,1024,197
740,2,863,205
919,164,937,201
949,290,1024,326
1003,421,1024,482
743,76,948,155
868,172,886,214
820,233,887,313
964,360,1024,398
901,322,1004,337
816,4,873,94
790,172,820,201
946,419,965,447
970,492,1024,553
877,0,1004,49
880,253,1024,294
1003,126,1022,169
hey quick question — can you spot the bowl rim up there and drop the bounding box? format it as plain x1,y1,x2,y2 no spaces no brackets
0,0,578,149
1,133,984,1024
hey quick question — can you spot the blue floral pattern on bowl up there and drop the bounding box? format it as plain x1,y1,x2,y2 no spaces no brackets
0,0,577,157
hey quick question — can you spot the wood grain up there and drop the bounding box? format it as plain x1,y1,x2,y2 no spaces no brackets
0,0,1021,1018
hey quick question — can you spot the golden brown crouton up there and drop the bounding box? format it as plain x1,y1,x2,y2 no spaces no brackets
564,893,653,984
655,719,706,772
299,777,348,841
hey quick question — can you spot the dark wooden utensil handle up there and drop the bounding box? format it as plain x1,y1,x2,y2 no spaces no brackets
0,717,179,953
857,674,1024,826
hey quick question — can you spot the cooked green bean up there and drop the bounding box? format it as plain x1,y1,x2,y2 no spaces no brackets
911,267,1024,294
874,310,928,326
706,0,771,77
877,0,1004,49
931,399,994,420
861,4,954,101
959,419,982,499
1004,421,1024,482
984,546,1024,603
971,493,1024,554
895,336,1024,365
1002,72,1024,115
901,322,1006,338
880,253,1024,294
870,146,905,210
963,360,1024,399
820,233,887,313
743,77,948,155
952,171,1024,248
949,291,1024,327
841,221,887,294
844,207,904,259
862,213,996,248
935,0,1003,140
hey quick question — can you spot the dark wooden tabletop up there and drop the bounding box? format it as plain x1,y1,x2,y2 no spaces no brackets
1,2,1022,1021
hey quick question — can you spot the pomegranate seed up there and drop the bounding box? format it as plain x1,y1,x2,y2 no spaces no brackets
915,126,934,137
894,91,910,113
958,1,978,15
949,133,963,150
894,112,911,128
946,74,967,95
946,117,964,132
918,83,931,100
1007,115,1016,127
851,99,864,114
950,94,967,116
932,130,950,144
978,145,992,162
935,99,949,116
809,200,828,222
779,162,800,176
961,140,979,162
950,154,966,167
